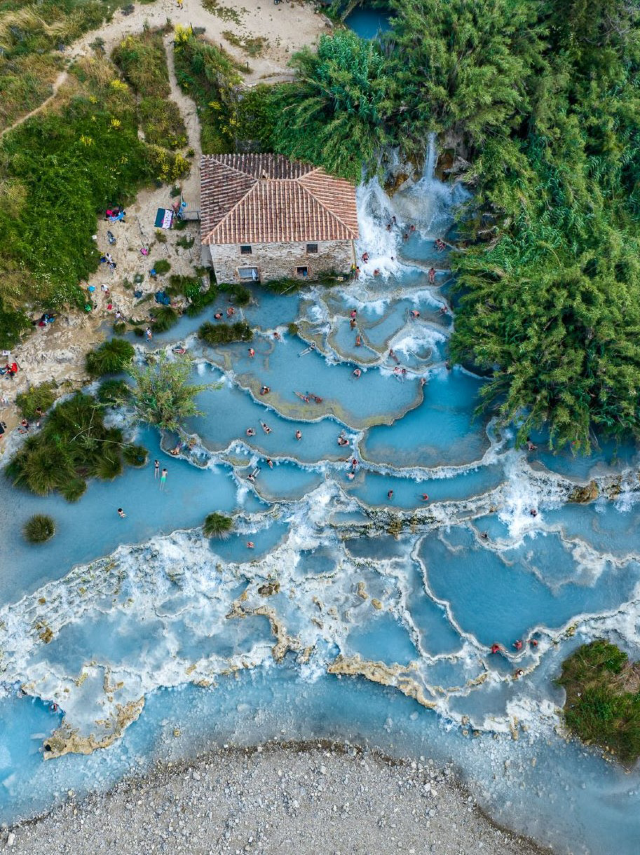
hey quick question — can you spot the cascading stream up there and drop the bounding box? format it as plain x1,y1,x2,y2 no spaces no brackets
0,140,639,854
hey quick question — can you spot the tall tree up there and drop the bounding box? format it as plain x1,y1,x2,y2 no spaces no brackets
273,29,390,181
385,0,547,154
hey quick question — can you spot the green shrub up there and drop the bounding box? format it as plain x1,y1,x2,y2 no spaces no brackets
185,287,217,317
5,393,129,500
153,258,171,274
203,512,233,538
112,30,171,99
60,478,87,502
233,84,280,150
176,235,195,249
97,451,123,481
23,514,55,544
198,321,253,345
167,274,200,296
139,97,187,149
265,278,302,294
86,338,135,376
174,33,242,154
0,300,31,350
133,326,145,337
229,284,251,306
113,321,127,335
287,322,299,337
152,305,179,333
122,443,148,467
15,382,56,419
97,378,130,405
170,185,182,197
557,640,640,763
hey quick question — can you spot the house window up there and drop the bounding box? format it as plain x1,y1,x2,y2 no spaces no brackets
306,243,318,254
296,266,309,279
238,267,259,281
240,245,252,255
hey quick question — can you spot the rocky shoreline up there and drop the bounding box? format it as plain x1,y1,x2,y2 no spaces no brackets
4,741,550,854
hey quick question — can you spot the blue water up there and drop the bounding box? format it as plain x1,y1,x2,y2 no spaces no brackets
345,7,391,40
1,154,639,855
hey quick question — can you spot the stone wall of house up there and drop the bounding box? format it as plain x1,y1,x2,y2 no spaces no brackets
206,240,355,284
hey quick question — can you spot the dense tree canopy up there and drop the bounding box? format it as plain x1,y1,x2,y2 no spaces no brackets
273,29,390,181
385,0,547,155
447,0,640,450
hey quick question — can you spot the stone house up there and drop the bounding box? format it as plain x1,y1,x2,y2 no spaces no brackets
200,153,359,284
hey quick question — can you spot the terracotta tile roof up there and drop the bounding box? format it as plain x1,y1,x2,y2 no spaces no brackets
200,154,359,245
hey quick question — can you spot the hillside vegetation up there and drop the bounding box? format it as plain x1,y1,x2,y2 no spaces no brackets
0,2,189,351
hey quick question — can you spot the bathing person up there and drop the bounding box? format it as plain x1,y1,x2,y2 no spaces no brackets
420,377,426,387
530,508,538,517
353,368,361,378
490,644,500,654
214,312,223,320
402,233,409,241
350,310,357,319
295,430,302,441
514,669,524,679
480,531,488,540
421,493,429,501
154,459,160,478
274,331,281,340
362,252,369,263
530,639,539,648
439,305,448,315
160,468,167,489
350,318,357,330
373,269,380,276
266,458,273,469
117,508,126,518
410,310,420,319
145,327,152,340
248,348,255,358
19,419,29,432
387,490,394,499
227,307,235,318
261,421,272,434
337,435,349,446
347,471,355,480
247,541,255,549
260,385,270,395
513,640,523,651
526,436,537,451
246,428,256,437
355,335,361,347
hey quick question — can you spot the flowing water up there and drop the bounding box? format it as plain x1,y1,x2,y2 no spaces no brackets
1,140,639,854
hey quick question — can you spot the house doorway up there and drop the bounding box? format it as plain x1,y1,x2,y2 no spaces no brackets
238,267,259,282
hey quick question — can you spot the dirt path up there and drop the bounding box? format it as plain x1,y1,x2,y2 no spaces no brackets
0,71,69,140
69,0,329,84
0,0,328,443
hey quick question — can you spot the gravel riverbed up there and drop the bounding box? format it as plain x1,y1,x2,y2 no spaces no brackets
3,742,548,854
